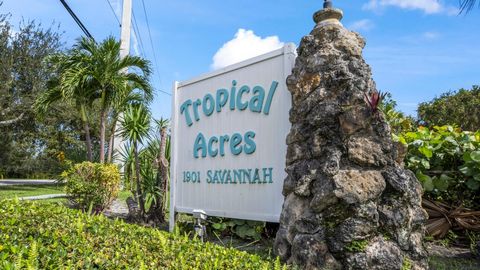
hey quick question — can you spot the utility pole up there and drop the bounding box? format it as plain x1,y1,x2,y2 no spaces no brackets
113,0,132,165
120,0,132,58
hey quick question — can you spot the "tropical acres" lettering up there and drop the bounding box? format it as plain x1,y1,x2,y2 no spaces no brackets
179,80,278,159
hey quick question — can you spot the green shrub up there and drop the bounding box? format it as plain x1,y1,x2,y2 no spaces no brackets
396,125,480,208
210,217,265,240
62,162,120,211
0,200,286,269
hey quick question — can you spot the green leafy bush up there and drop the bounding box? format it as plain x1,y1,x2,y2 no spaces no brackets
0,200,286,269
62,162,120,211
211,218,266,240
397,126,480,207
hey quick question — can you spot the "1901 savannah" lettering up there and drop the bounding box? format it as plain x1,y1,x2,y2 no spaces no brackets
181,168,274,185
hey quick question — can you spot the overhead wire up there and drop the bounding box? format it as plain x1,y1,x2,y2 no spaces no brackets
105,0,122,27
59,0,95,40
139,0,171,96
132,10,147,58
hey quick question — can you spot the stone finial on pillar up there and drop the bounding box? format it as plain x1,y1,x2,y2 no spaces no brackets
323,0,333,9
314,0,343,28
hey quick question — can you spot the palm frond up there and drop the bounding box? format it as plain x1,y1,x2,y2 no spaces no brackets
460,0,478,13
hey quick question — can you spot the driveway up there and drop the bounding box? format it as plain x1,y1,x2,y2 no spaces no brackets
0,179,58,186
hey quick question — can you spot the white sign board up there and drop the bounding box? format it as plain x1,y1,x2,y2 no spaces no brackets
170,44,296,230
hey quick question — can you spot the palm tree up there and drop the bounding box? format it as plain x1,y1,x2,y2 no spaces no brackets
71,37,152,163
120,103,151,216
460,0,478,12
35,54,97,161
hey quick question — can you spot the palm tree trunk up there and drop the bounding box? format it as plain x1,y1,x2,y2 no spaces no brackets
151,126,169,222
80,105,93,162
99,108,107,163
159,127,169,210
134,141,145,216
107,116,117,163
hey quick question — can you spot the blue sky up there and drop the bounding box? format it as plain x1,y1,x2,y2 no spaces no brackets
2,0,479,117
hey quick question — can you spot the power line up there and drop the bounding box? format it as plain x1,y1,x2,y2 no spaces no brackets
132,12,170,96
105,0,121,27
59,0,94,40
155,87,172,96
132,10,147,58
140,0,170,96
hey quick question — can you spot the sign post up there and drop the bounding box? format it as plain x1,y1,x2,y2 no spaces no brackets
170,44,296,231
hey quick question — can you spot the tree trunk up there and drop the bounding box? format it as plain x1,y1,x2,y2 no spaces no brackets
107,116,117,163
107,133,114,163
80,105,93,162
99,108,107,163
134,141,145,216
0,113,24,126
149,126,169,223
159,127,169,212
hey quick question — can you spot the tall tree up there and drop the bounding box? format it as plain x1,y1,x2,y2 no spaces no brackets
0,10,84,177
417,86,480,131
70,37,152,163
35,53,97,161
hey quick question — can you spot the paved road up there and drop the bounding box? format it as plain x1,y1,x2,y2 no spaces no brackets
18,194,67,200
0,179,58,186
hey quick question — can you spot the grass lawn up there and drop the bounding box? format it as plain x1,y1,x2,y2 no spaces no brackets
118,189,133,201
0,185,132,201
0,184,65,199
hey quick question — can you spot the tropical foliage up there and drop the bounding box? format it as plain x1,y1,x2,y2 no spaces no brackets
460,0,479,12
0,200,286,269
120,104,151,215
210,218,266,240
62,162,120,211
397,126,480,208
36,36,153,163
119,113,171,222
380,93,416,134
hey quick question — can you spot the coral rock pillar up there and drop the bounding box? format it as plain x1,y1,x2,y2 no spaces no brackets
274,3,428,270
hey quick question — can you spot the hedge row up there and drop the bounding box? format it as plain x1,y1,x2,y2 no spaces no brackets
0,200,286,269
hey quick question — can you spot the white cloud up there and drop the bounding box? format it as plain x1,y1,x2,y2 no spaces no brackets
363,0,458,15
349,19,375,32
211,29,284,70
423,31,440,40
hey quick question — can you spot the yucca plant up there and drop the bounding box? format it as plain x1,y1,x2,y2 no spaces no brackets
118,142,135,194
120,103,151,216
140,155,161,213
149,118,170,222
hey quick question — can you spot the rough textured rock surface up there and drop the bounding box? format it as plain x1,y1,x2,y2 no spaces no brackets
274,7,428,270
